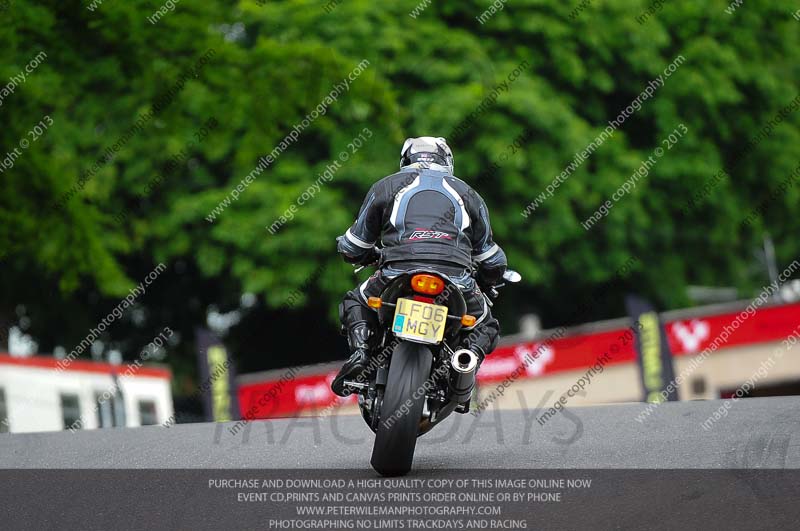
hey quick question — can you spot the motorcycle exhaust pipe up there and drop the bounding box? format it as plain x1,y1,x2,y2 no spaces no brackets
448,349,480,403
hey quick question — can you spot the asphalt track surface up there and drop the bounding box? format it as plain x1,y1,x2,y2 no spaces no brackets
2,396,799,469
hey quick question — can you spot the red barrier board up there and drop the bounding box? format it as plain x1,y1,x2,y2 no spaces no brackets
238,371,357,419
238,303,800,418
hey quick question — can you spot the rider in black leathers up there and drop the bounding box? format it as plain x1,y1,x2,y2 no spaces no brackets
331,136,507,396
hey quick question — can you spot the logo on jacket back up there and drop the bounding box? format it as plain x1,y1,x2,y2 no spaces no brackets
408,229,453,241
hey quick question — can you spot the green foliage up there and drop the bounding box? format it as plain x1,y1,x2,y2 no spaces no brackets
1,0,799,379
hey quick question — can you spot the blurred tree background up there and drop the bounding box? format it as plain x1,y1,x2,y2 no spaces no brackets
1,0,799,399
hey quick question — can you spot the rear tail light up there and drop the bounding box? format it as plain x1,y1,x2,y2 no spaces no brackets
410,274,445,296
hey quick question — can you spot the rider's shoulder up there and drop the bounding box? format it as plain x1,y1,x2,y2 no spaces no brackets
445,174,469,188
445,174,480,197
375,170,419,192
379,170,415,183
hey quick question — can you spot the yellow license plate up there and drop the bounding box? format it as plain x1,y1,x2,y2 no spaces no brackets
392,298,448,344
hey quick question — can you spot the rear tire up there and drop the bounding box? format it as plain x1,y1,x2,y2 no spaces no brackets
370,341,432,476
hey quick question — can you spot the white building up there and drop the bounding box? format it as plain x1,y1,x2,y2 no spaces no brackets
0,354,173,434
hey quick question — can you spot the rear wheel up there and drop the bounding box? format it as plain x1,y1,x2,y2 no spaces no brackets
370,341,432,476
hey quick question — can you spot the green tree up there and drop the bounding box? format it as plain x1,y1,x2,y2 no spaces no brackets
1,0,798,392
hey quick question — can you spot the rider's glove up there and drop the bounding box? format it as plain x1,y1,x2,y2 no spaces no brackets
337,235,379,265
475,245,507,290
360,246,381,266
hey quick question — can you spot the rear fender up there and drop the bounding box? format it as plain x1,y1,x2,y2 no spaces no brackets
376,270,467,340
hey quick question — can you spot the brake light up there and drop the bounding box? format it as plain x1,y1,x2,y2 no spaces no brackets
410,274,445,295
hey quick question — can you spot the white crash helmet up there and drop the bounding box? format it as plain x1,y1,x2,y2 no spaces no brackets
400,136,454,174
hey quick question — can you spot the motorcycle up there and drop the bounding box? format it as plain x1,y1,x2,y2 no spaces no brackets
343,256,521,476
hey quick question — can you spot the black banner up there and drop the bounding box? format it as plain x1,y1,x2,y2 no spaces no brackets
2,469,799,530
195,328,238,422
625,295,679,403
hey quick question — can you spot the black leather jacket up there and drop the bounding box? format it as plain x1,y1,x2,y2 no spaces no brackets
337,164,507,285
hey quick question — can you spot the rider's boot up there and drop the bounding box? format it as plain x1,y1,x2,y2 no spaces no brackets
461,338,488,370
331,322,373,397
471,348,486,371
